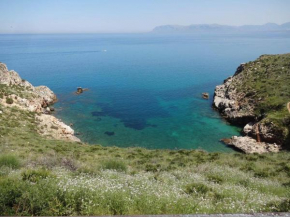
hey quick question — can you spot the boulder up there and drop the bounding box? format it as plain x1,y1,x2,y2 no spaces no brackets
76,87,89,94
243,122,254,135
229,136,280,154
76,87,83,94
202,92,209,99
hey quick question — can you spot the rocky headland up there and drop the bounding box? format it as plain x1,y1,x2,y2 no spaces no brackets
0,62,80,142
214,54,290,153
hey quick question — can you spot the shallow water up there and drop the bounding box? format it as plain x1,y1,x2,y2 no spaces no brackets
1,32,290,151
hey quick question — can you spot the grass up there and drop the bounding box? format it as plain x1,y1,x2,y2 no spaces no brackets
101,159,128,172
0,155,21,169
0,105,290,215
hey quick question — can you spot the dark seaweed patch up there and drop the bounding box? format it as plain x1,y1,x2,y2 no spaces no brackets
105,131,115,136
91,89,168,130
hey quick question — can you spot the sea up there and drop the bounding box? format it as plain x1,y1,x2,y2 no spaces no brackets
1,32,290,152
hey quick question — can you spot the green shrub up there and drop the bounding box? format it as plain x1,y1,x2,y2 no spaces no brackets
101,160,127,172
207,174,224,184
268,199,290,212
184,183,212,195
254,169,275,178
6,97,13,104
0,155,21,169
145,164,158,172
22,169,51,183
0,178,26,215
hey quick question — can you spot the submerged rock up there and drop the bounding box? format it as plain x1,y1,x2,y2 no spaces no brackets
220,138,232,145
105,131,115,136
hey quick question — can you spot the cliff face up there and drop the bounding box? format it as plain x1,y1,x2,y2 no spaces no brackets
0,62,80,142
214,54,290,153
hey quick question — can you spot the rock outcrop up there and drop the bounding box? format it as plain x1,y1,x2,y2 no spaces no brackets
228,136,280,154
0,62,80,142
36,114,80,142
214,54,290,153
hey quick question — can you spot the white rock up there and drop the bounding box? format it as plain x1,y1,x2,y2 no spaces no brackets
230,136,280,154
243,122,254,134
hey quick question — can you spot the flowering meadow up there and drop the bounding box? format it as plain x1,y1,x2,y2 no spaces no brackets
0,106,290,215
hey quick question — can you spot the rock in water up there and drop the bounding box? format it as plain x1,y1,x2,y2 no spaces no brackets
76,87,89,94
76,87,83,94
202,92,209,99
220,138,232,145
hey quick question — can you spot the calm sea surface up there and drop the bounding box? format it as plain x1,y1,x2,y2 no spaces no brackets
1,33,290,151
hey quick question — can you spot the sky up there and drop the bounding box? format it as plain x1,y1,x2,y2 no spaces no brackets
0,0,290,34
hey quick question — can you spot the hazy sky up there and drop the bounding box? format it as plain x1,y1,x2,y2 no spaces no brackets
0,0,290,33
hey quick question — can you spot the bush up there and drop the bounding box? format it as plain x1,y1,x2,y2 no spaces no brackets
145,164,159,172
184,183,212,195
268,199,290,212
6,97,13,104
0,178,26,215
0,155,21,169
101,160,127,172
207,174,224,184
22,169,51,183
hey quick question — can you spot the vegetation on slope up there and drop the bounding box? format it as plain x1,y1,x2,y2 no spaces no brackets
235,54,290,146
0,104,290,215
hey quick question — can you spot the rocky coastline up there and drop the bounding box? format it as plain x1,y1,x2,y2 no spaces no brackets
0,62,80,142
213,54,290,153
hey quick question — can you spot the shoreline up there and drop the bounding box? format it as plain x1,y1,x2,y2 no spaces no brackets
213,54,290,153
0,62,81,143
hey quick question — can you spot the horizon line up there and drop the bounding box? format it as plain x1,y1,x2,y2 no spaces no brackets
1,21,289,35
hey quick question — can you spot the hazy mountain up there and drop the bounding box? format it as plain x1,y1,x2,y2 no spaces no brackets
152,22,290,33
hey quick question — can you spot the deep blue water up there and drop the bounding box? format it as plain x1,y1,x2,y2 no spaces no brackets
1,32,290,151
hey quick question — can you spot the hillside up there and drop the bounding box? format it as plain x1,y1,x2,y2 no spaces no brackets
0,62,290,215
214,54,290,153
152,22,290,33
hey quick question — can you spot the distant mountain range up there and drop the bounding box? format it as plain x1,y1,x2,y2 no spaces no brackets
152,22,290,33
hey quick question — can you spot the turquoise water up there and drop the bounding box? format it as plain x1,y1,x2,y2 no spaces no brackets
1,33,290,151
